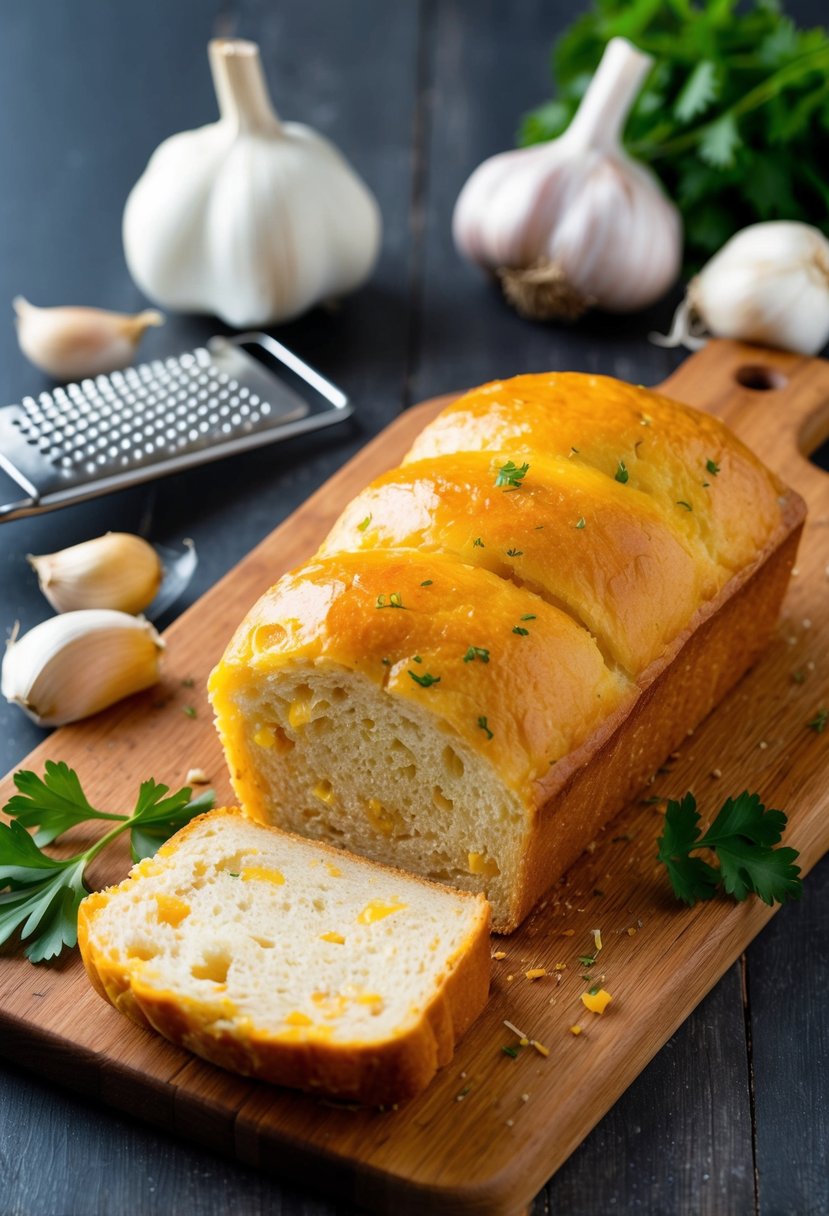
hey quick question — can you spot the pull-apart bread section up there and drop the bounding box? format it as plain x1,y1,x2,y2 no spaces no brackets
79,809,490,1104
210,372,804,932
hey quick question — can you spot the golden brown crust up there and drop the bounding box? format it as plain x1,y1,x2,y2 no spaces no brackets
78,809,491,1105
207,372,805,934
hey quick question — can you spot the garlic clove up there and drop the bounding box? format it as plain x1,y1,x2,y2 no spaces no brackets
453,38,682,320
653,222,829,356
2,610,164,727
28,533,163,615
13,298,163,380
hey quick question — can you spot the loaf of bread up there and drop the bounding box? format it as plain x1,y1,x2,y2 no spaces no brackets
78,808,490,1104
209,372,805,931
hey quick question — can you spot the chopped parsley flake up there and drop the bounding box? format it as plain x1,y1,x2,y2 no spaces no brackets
381,657,391,666
495,460,529,490
520,614,536,621
472,537,485,548
413,655,422,663
792,670,806,684
477,715,493,740
357,514,372,532
376,592,406,609
463,646,490,664
569,446,580,456
575,516,586,529
706,459,721,476
676,500,693,511
807,708,828,733
578,955,597,968
501,1044,522,1058
182,705,197,719
615,460,629,484
506,548,523,557
512,626,529,636
420,579,433,586
409,670,440,688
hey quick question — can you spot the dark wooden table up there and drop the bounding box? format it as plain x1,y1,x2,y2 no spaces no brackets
0,3,826,1213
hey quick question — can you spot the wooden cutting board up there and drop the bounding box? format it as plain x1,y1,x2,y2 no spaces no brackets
1,339,828,1216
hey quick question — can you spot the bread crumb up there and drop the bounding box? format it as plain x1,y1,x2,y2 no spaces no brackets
521,1093,530,1102
506,975,514,982
759,740,768,750
505,1118,514,1127
185,768,210,784
803,618,812,629
710,768,722,779
626,927,636,937
560,929,575,937
492,951,506,960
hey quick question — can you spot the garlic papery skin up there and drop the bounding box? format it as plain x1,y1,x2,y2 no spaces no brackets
2,611,164,727
653,222,829,356
28,533,163,615
13,298,163,380
123,39,381,328
452,38,682,320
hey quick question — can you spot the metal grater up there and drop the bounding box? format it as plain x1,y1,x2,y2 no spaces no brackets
0,332,352,522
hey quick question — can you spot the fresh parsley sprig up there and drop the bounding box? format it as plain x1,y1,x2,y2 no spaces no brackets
657,791,801,907
0,762,214,962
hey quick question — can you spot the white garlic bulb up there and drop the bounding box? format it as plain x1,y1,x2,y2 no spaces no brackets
453,38,682,320
123,39,381,328
28,533,162,615
14,298,163,380
653,221,829,356
2,611,164,727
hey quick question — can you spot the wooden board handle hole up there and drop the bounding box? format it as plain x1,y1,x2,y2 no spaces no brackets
734,365,789,391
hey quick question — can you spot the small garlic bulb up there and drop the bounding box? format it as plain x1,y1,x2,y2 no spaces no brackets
2,611,164,727
28,533,163,615
653,222,829,356
453,38,682,320
14,298,163,380
123,39,381,327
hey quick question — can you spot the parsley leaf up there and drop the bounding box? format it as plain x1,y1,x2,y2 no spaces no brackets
477,716,494,740
495,460,529,490
376,592,406,609
463,647,490,664
614,460,629,484
807,708,828,733
1,765,215,962
657,791,801,907
408,671,441,688
4,760,120,846
706,458,721,475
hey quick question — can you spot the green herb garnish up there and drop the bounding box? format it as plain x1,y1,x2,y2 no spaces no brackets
807,708,828,733
478,716,494,740
506,548,524,557
182,705,197,719
0,762,214,962
520,614,536,621
657,791,801,906
614,460,629,484
376,592,406,609
513,626,529,636
409,671,441,688
420,579,433,586
575,517,586,529
706,459,721,476
578,955,598,968
357,514,372,532
501,1044,522,1058
463,647,490,664
676,501,693,512
472,537,485,548
495,460,529,490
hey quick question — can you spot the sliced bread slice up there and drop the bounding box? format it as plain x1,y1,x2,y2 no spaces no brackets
78,808,491,1104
